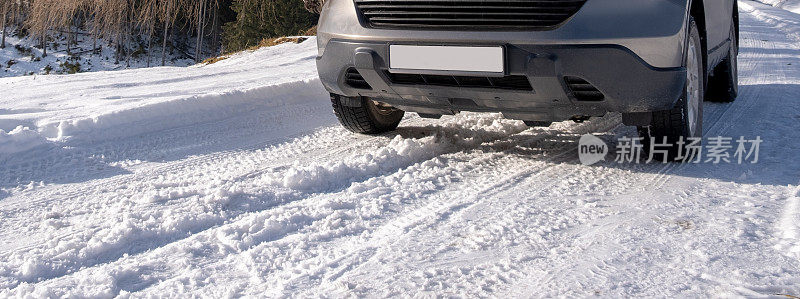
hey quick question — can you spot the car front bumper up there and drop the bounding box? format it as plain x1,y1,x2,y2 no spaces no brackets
316,0,691,121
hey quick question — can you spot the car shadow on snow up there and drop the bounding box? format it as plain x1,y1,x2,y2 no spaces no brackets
476,83,800,188
1,82,797,201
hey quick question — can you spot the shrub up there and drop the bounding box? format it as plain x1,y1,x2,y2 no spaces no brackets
15,45,31,55
222,0,318,53
59,60,81,74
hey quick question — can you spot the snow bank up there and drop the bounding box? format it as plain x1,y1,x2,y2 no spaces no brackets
742,1,800,43
37,78,326,142
266,114,530,193
754,0,800,14
274,135,446,192
0,126,48,154
0,38,324,157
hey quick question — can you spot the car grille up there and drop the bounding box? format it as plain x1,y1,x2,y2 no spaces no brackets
564,76,604,101
344,68,373,90
386,72,533,91
354,0,588,30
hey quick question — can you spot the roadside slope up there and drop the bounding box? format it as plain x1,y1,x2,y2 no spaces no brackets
0,39,324,156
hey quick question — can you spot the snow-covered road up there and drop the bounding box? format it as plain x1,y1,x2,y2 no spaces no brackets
2,1,800,297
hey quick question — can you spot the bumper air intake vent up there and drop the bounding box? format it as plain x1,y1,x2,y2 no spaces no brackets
565,76,605,101
354,0,588,30
344,68,373,90
386,72,533,91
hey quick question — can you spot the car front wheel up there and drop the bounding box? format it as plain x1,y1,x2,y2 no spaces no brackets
638,16,705,161
331,94,405,134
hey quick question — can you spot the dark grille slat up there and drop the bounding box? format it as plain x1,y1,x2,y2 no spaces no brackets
370,17,563,23
386,72,532,91
355,0,586,30
362,12,573,17
564,76,604,101
345,68,373,90
356,0,585,5
573,91,604,99
567,83,595,91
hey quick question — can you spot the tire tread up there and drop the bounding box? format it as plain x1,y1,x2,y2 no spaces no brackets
331,94,403,134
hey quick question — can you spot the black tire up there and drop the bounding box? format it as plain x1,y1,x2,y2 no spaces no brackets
706,22,739,102
638,17,705,161
331,94,405,134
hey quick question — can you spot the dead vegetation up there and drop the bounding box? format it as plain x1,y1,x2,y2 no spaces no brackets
203,30,312,65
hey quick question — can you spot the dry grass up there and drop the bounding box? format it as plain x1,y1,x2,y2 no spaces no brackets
201,55,228,65
205,37,313,65
302,25,317,36
203,37,301,65
204,25,316,65
247,36,308,51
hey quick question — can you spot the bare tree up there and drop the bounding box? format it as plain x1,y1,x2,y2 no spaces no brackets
160,0,179,66
7,0,315,69
137,0,158,67
0,0,11,49
209,0,219,56
56,0,83,55
27,0,59,56
1,0,9,49
192,0,206,62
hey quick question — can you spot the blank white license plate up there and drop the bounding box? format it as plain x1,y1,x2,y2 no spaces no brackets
389,45,504,73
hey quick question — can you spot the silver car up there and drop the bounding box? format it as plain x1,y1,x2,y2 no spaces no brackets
315,0,739,157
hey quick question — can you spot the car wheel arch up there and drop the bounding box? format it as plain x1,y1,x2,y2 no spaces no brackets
685,0,709,82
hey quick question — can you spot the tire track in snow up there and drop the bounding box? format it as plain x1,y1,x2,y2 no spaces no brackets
646,3,791,191
342,136,649,296
281,116,624,295
0,111,427,232
29,113,532,294
107,115,619,295
0,115,441,287
504,8,800,295
0,101,335,250
0,113,532,292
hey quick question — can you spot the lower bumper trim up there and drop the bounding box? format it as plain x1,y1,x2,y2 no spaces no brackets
316,40,686,121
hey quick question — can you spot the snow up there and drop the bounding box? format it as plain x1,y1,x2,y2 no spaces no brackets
0,126,48,154
1,28,194,78
2,1,800,297
268,117,529,192
755,0,800,14
744,0,800,44
0,39,325,156
777,186,800,256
